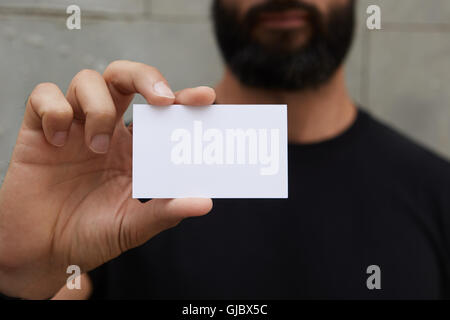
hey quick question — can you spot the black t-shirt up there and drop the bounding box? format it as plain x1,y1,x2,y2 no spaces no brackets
89,108,450,299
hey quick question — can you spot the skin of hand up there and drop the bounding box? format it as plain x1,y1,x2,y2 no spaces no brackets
51,273,92,300
0,60,216,299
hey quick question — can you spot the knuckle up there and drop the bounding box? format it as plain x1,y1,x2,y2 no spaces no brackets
108,59,128,68
29,83,60,106
105,60,130,73
32,82,59,96
104,60,162,80
75,69,101,81
129,62,159,77
103,60,133,83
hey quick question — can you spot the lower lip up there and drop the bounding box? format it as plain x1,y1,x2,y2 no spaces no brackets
260,18,306,29
258,11,308,29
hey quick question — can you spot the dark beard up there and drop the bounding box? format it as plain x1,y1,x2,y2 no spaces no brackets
212,0,356,91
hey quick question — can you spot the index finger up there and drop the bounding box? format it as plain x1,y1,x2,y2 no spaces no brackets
103,60,176,116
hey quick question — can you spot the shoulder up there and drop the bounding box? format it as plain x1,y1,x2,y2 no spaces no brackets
358,108,450,187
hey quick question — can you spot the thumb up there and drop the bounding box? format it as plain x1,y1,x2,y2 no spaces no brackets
118,198,213,251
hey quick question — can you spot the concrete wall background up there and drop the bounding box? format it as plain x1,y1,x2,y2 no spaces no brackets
0,0,449,180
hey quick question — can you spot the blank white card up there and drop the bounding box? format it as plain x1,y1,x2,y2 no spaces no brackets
132,104,288,198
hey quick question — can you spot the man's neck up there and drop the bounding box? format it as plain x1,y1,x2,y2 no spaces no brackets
214,67,357,144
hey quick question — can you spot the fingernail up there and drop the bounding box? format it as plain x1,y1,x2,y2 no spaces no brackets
52,131,67,147
90,134,110,154
153,81,175,99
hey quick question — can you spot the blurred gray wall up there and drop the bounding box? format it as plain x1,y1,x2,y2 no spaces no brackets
0,0,449,181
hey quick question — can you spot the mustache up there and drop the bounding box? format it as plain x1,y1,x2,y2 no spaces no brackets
244,0,323,31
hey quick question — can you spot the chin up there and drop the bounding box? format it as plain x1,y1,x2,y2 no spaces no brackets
253,29,312,50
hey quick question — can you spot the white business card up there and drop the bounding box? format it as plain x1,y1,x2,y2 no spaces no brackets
132,104,288,198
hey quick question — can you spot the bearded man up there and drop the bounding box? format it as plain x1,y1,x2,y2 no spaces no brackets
1,0,449,300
